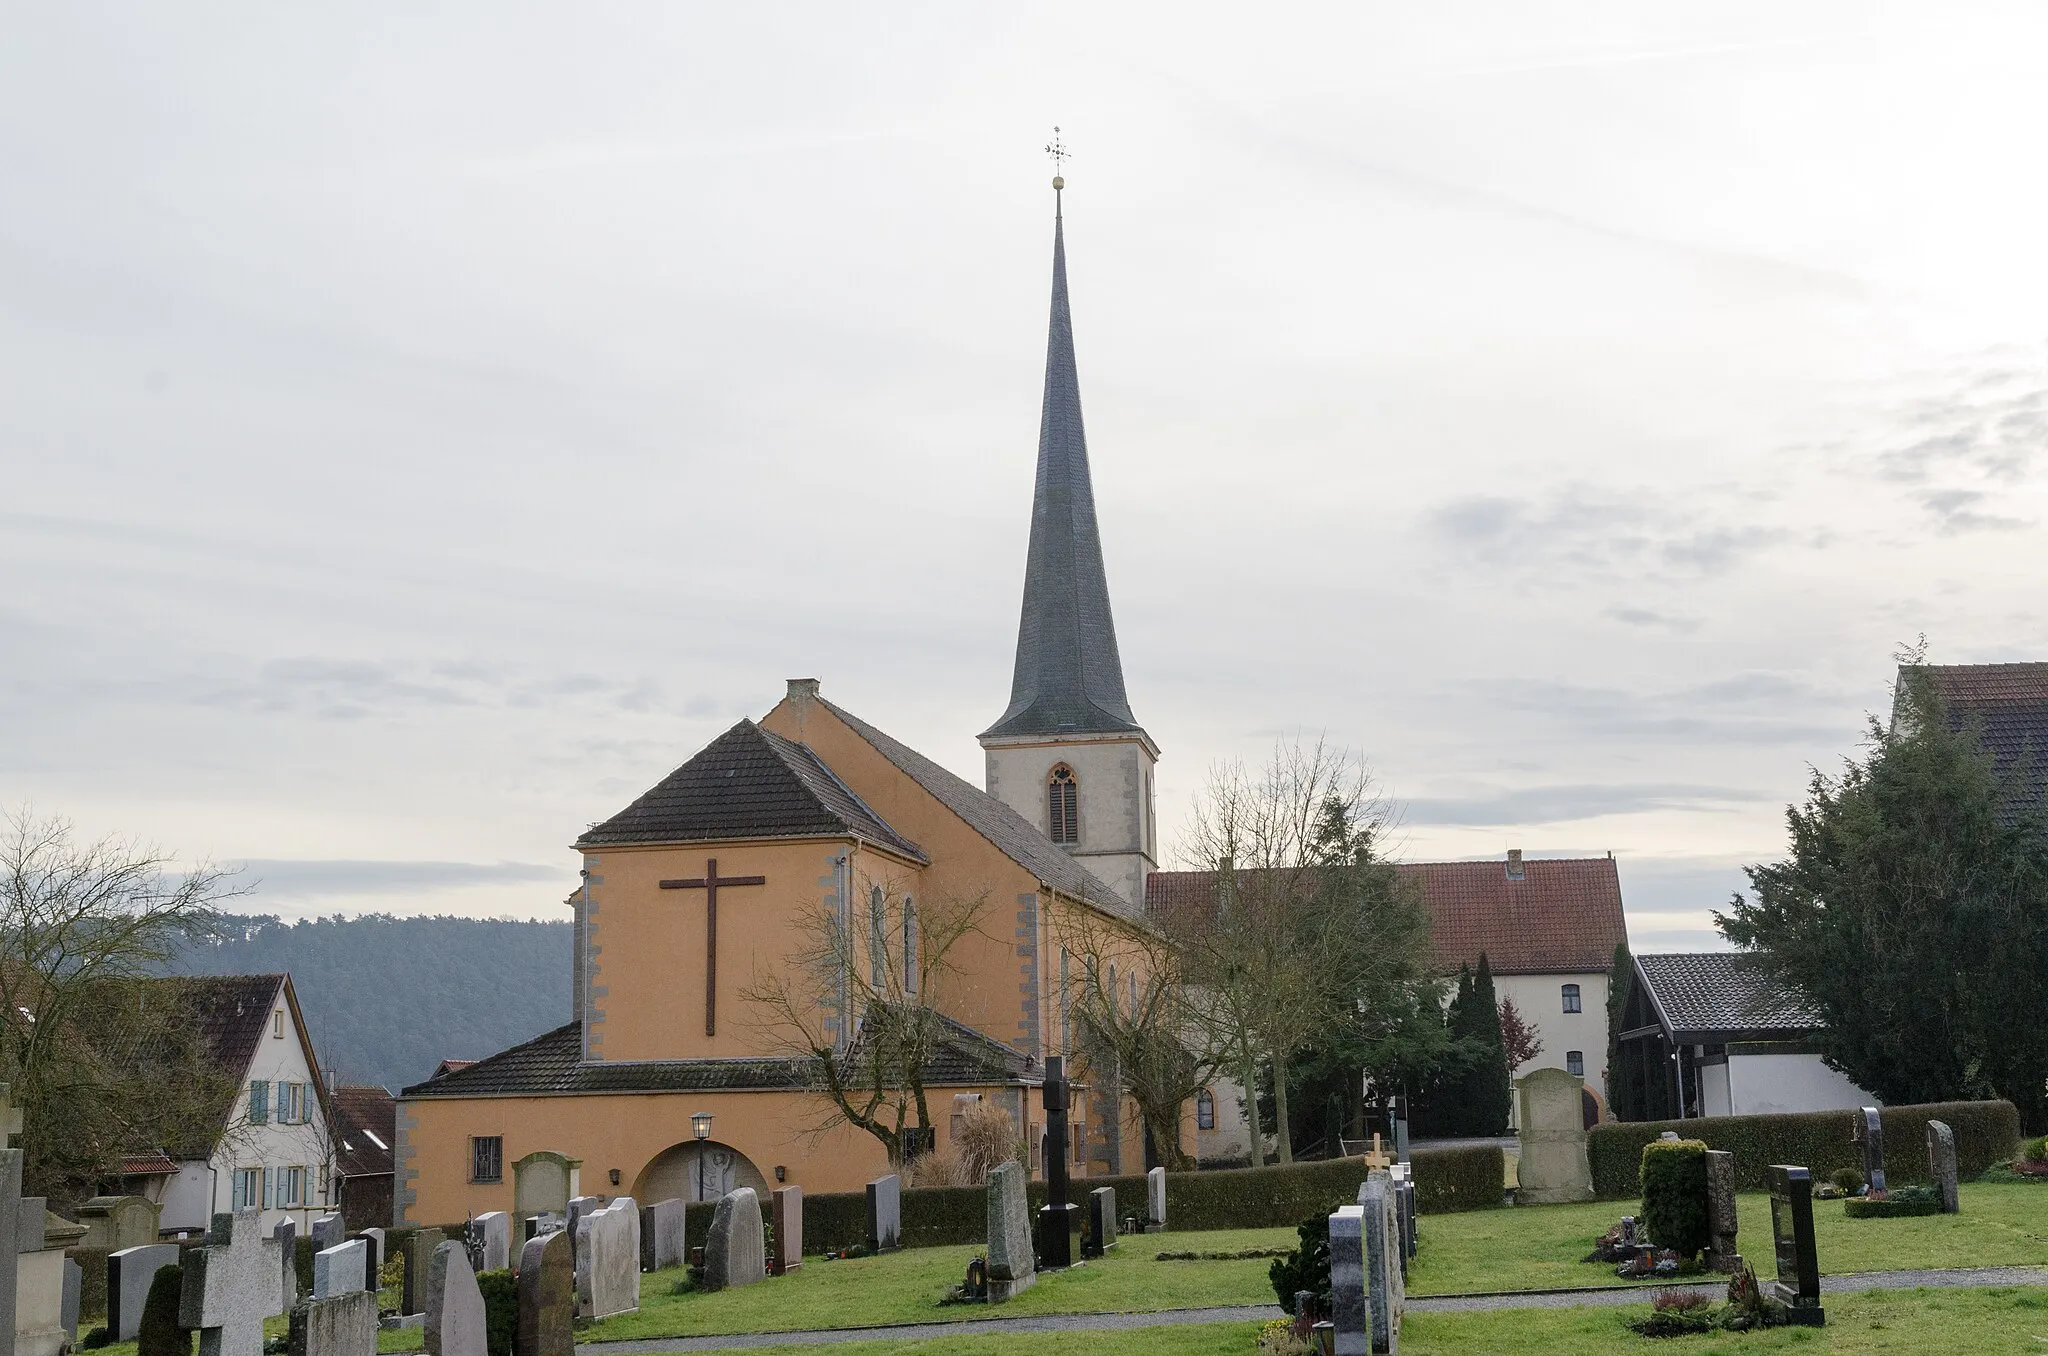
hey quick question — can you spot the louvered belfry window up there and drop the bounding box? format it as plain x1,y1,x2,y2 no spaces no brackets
1048,765,1079,845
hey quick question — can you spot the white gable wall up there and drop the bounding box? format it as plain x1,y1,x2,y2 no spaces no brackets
1726,1052,1877,1116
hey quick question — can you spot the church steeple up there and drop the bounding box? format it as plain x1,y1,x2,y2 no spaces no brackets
980,167,1158,915
981,180,1140,741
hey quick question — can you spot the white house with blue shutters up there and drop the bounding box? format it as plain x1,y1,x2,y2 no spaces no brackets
125,974,337,1238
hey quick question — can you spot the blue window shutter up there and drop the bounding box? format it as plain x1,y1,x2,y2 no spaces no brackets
262,1167,274,1210
249,1080,269,1125
277,1083,289,1122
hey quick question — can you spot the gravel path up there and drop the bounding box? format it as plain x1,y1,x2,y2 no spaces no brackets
577,1265,2048,1352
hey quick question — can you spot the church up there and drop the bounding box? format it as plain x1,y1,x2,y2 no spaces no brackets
396,181,1166,1219
395,179,1631,1223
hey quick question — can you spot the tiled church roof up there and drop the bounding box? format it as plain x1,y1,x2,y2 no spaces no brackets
1633,952,1823,1041
399,1010,1034,1099
1146,856,1627,976
982,193,1142,741
577,719,926,861
821,697,1130,915
1912,662,2048,823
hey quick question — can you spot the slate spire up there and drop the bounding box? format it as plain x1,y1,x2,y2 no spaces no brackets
983,184,1141,740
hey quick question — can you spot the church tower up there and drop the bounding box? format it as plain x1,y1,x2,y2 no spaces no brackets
981,176,1159,911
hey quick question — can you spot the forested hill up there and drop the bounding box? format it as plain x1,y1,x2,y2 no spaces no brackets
169,914,572,1091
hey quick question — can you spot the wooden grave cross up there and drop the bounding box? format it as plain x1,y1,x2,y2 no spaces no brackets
659,857,767,1036
1362,1132,1393,1170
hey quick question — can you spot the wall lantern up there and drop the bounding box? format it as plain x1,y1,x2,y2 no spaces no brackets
608,1168,621,1186
775,1165,786,1183
692,1111,714,1142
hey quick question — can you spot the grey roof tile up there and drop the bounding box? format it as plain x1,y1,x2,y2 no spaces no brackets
820,697,1132,916
1634,952,1824,1039
1912,662,2048,826
983,197,1142,741
577,719,925,860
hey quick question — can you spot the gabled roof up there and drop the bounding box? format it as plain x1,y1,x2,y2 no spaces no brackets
330,1086,396,1179
576,719,926,861
1911,662,2048,823
818,697,1131,916
982,192,1142,742
1633,952,1824,1041
1145,856,1627,975
398,1012,1033,1100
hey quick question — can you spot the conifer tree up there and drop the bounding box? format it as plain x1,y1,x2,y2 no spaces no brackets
1605,941,1646,1120
1467,955,1513,1134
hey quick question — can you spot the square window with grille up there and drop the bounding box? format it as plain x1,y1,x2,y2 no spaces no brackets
1561,984,1582,1014
471,1135,504,1184
1566,1051,1585,1077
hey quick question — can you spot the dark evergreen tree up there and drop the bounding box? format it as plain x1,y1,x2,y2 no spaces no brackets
1718,663,2048,1128
1605,941,1646,1121
1466,954,1513,1134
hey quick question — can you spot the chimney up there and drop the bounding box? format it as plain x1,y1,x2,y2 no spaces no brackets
1505,848,1525,882
786,678,820,737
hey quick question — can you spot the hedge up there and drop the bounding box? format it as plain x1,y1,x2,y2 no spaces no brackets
1588,1100,2021,1199
655,1151,1501,1259
1638,1140,1709,1259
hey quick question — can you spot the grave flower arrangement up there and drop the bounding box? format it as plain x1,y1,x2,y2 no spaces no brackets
1627,1264,1788,1338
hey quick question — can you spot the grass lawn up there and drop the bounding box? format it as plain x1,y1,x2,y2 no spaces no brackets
1410,1181,2048,1296
608,1288,2048,1354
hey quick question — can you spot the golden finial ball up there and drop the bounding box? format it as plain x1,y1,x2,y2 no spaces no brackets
1052,175,1065,191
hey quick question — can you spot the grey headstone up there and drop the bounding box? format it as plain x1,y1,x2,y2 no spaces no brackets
404,1230,440,1315
515,1229,572,1356
473,1212,511,1273
573,1201,638,1318
1146,1166,1166,1228
1328,1205,1369,1356
62,1255,82,1342
17,1195,45,1252
425,1240,486,1356
78,1195,163,1252
640,1200,685,1272
181,1209,284,1356
1858,1107,1887,1194
288,1288,377,1356
864,1174,900,1253
770,1186,803,1277
0,1149,20,1348
1928,1120,1960,1214
315,1240,368,1301
1360,1172,1402,1353
275,1219,300,1314
1514,1068,1593,1203
984,1163,1034,1302
108,1243,182,1341
1082,1186,1118,1258
1705,1149,1740,1270
310,1213,347,1252
701,1188,765,1293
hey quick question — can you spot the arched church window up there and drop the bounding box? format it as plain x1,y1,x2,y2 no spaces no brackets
902,896,919,994
1049,765,1079,844
1196,1089,1216,1131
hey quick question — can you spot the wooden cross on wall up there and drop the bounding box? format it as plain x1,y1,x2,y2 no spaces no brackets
659,858,766,1036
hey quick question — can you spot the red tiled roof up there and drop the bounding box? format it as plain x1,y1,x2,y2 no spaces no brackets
119,1152,178,1176
1145,856,1627,976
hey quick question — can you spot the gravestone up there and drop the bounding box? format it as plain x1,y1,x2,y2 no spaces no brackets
17,1203,76,1356
473,1213,511,1273
1036,1056,1077,1269
574,1200,638,1318
1704,1150,1740,1271
984,1163,1034,1302
405,1229,444,1316
314,1241,368,1301
1145,1167,1166,1230
864,1174,901,1254
514,1230,572,1356
770,1186,802,1277
310,1214,347,1253
274,1219,299,1314
1855,1107,1887,1194
1327,1205,1369,1356
1359,1172,1402,1354
511,1154,581,1234
640,1200,685,1272
1081,1186,1118,1259
1765,1165,1824,1326
1927,1120,1960,1214
109,1243,182,1341
701,1188,765,1292
79,1195,162,1252
424,1240,486,1356
1513,1068,1593,1204
0,1149,21,1352
181,1209,283,1356
287,1289,376,1356
62,1256,82,1348
1390,1095,1410,1164
356,1229,386,1290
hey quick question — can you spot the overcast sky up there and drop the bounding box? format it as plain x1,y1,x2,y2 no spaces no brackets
6,3,2046,950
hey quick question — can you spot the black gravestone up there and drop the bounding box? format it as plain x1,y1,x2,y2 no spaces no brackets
1081,1186,1117,1259
1766,1165,1824,1326
1856,1107,1887,1194
1036,1056,1077,1269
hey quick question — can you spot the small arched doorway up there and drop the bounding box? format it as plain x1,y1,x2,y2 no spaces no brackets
633,1140,769,1204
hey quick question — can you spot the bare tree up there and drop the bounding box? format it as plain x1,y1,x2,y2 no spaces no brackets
0,807,244,1202
1166,737,1403,1164
742,869,988,1166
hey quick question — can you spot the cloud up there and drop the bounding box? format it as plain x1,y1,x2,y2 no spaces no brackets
1426,487,1785,580
1454,671,1850,746
1403,783,1764,827
232,859,570,901
1848,357,2048,533
1603,605,1700,633
1916,488,2027,536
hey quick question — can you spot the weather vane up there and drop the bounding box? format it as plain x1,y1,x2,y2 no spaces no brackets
1045,126,1069,188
